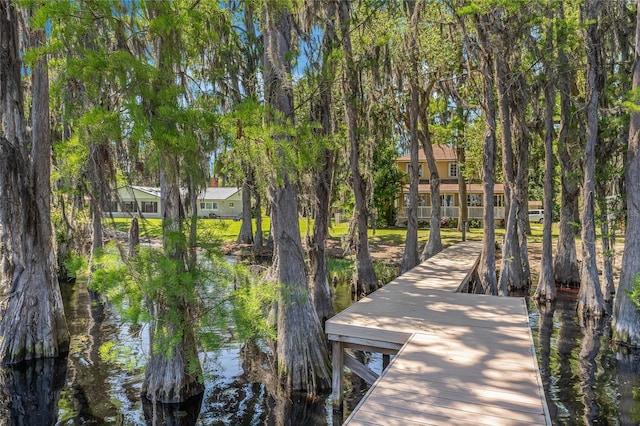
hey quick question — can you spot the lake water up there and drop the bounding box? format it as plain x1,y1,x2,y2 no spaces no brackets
1,280,639,424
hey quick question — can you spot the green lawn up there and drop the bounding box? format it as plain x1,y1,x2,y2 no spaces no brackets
106,216,551,248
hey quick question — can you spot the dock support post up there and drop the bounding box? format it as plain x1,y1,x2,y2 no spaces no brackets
383,354,390,370
332,340,344,412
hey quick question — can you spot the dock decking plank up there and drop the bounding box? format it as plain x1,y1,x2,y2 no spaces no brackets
326,241,550,425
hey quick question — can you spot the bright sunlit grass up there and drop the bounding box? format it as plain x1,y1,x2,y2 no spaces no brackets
104,216,587,251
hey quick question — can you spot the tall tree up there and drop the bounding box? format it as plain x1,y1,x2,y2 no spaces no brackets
233,2,262,247
495,41,523,296
594,0,631,302
137,1,218,402
473,9,498,295
577,0,606,317
0,1,69,363
535,7,557,302
612,0,640,346
263,0,331,394
336,0,378,294
400,0,423,274
308,1,338,325
554,1,582,287
493,5,531,295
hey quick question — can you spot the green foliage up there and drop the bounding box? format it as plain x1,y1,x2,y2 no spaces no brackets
62,255,87,281
230,266,278,342
90,245,146,325
90,240,277,357
373,261,398,285
98,341,142,372
625,273,640,312
373,140,403,227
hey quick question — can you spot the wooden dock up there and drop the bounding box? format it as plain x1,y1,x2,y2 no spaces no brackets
326,241,550,425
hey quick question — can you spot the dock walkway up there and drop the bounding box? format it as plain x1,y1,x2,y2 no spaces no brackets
326,241,550,425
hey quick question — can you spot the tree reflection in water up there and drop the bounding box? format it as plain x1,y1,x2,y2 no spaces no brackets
578,315,605,424
0,357,67,426
530,292,640,424
6,278,640,424
142,393,203,425
535,299,558,420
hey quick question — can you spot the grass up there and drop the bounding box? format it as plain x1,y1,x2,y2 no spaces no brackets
106,216,617,256
106,217,543,246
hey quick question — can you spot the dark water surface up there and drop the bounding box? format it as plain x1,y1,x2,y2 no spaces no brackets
528,292,640,425
1,280,640,425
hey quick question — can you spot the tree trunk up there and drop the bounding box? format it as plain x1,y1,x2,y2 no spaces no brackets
535,27,557,301
612,0,640,346
309,1,338,326
474,12,498,295
596,186,615,301
578,0,606,317
310,152,334,325
271,182,331,394
511,74,531,287
237,170,253,244
0,2,69,363
553,17,581,286
420,124,443,261
400,118,420,273
128,217,140,259
554,30,581,286
400,0,422,274
263,2,331,394
142,299,203,403
253,188,264,251
337,0,378,294
87,195,103,286
456,144,468,234
141,157,204,403
495,53,526,295
88,144,109,259
187,176,198,270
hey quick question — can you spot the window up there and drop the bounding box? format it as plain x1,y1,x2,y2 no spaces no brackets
448,162,458,178
122,201,138,213
200,202,217,210
467,194,483,207
494,194,505,207
229,202,234,208
441,194,454,207
141,201,158,213
403,194,427,206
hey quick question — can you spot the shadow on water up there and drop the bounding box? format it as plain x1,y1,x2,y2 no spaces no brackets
0,357,67,426
142,394,203,426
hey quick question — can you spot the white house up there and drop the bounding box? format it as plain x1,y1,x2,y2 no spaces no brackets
106,186,162,219
196,187,242,218
106,185,242,219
